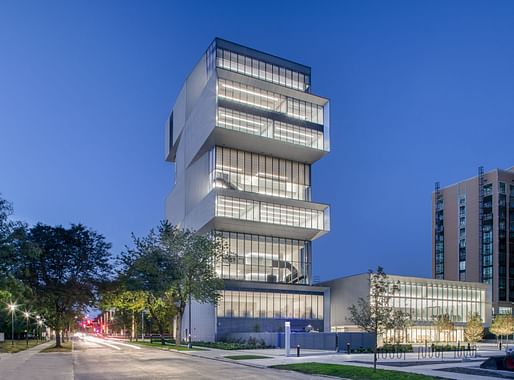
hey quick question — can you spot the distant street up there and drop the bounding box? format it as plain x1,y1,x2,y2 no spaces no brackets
0,337,317,380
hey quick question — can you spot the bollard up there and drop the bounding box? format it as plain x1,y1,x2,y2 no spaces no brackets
347,342,351,354
297,345,301,357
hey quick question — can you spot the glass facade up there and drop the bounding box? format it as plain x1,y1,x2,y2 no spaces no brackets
499,189,507,301
216,107,325,150
210,146,311,201
384,279,486,343
434,197,444,279
458,195,466,281
389,280,486,323
217,290,323,320
508,185,514,302
481,183,493,284
216,48,310,92
215,231,311,284
215,195,327,230
217,79,324,125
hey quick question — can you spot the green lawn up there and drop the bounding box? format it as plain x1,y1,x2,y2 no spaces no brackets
134,341,205,351
41,341,73,353
271,363,443,380
225,355,271,360
0,340,45,353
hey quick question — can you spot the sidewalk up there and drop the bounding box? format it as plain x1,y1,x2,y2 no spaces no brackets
0,340,73,380
180,346,514,380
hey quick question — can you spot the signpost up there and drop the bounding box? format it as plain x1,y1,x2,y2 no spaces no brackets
285,321,291,357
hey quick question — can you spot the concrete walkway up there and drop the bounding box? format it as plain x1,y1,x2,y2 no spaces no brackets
0,340,73,380
180,345,514,380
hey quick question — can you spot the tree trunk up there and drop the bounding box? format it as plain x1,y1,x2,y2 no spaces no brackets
373,331,377,371
176,313,183,348
55,330,62,348
131,312,135,342
159,324,165,345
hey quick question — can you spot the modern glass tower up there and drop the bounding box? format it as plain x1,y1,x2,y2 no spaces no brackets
165,38,331,341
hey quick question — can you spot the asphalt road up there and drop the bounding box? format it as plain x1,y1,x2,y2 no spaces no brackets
71,337,315,380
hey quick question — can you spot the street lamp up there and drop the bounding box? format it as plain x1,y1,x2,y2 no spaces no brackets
23,312,30,347
141,310,145,341
37,319,43,341
8,303,17,346
36,315,41,341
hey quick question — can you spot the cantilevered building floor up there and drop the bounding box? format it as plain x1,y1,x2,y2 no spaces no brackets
165,38,331,341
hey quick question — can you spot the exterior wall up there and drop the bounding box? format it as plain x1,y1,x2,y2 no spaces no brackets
321,274,369,328
181,300,216,342
432,167,514,312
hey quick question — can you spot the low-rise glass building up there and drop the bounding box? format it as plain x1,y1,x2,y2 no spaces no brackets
322,274,492,344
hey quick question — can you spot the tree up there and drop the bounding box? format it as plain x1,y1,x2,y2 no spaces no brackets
122,221,224,348
490,314,514,348
390,310,412,344
434,314,455,343
0,196,35,337
348,267,400,371
144,291,176,345
101,290,146,341
464,312,484,343
18,223,112,347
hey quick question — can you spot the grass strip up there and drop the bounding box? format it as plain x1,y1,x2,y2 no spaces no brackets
271,362,443,380
133,341,204,351
40,341,73,353
0,340,45,353
225,354,271,360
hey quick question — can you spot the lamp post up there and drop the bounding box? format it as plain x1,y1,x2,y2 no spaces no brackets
141,310,145,341
8,303,17,346
23,312,30,347
37,320,43,341
36,316,41,342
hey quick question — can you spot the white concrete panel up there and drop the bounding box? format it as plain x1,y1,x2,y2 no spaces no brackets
321,274,369,328
172,85,187,147
186,55,208,117
181,299,216,342
166,181,185,228
183,191,216,232
185,151,210,213
183,75,217,169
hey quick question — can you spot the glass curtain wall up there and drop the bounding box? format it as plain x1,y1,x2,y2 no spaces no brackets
509,185,514,301
216,48,310,92
217,79,324,125
216,107,325,150
215,231,311,284
389,281,486,323
215,195,326,230
211,146,311,201
217,290,323,320
481,184,493,284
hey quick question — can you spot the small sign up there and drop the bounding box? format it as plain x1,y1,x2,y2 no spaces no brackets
0,332,4,342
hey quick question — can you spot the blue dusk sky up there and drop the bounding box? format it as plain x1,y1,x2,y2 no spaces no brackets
1,0,513,281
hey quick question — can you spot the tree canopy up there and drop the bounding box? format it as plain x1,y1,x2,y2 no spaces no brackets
464,312,483,343
18,223,112,346
120,221,224,347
